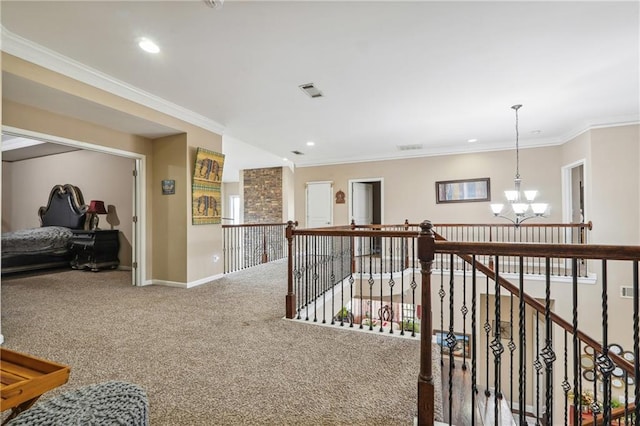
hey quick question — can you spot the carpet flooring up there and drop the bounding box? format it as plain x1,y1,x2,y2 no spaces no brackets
1,260,442,425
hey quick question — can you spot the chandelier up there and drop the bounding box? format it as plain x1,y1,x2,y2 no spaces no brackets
490,104,548,226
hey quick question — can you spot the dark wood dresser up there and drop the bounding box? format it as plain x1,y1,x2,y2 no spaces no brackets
70,230,120,272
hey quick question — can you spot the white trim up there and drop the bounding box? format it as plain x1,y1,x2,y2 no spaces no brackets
150,273,223,289
1,26,226,136
1,126,147,287
561,159,587,224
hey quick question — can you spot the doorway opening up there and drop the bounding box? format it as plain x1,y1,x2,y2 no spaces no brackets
1,126,146,286
562,160,586,242
349,178,383,255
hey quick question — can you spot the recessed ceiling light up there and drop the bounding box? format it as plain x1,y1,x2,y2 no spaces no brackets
282,157,288,161
467,138,478,143
138,38,160,54
306,141,315,147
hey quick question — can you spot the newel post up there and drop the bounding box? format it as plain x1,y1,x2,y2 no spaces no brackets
285,221,296,319
417,220,435,425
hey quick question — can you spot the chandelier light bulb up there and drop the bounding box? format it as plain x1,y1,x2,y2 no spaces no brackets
490,204,504,215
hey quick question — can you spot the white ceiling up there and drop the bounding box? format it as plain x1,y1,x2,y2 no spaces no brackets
1,1,638,175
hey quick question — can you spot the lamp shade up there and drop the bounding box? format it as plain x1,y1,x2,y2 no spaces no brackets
87,200,107,214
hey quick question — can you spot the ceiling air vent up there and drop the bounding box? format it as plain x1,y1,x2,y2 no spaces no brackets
621,286,634,298
299,83,323,99
397,144,424,151
291,150,304,155
203,0,224,8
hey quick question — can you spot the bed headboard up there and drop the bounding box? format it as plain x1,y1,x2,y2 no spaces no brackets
38,184,88,229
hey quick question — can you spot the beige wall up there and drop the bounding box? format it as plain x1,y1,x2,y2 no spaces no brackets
2,53,223,285
2,150,135,266
152,134,188,282
294,146,563,227
282,166,295,222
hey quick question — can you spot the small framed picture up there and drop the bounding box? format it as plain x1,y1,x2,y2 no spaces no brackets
492,320,512,340
162,179,175,195
436,177,491,203
433,329,471,358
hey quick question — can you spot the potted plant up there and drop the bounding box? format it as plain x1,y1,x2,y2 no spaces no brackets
402,319,420,333
334,306,353,323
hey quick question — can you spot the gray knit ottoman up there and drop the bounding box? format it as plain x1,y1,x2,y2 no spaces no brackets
6,381,149,426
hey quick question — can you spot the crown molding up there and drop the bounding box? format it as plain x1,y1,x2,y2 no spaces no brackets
1,26,226,135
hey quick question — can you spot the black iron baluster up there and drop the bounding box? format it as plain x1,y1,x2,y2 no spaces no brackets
563,330,570,426
518,256,527,426
359,235,364,330
327,236,336,325
368,242,374,331
471,255,477,426
339,236,344,326
379,243,384,333
440,253,445,367
492,255,503,426
447,253,455,421
389,236,394,334
597,260,613,423
410,238,418,337
484,273,491,397
535,311,541,423
295,235,302,320
572,258,581,426
305,235,310,321
400,236,405,336
312,235,319,323
348,237,355,329
321,236,327,324
633,260,639,422
508,293,515,413
462,260,468,370
541,257,556,426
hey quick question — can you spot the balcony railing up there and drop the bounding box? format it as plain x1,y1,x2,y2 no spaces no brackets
283,220,639,426
222,222,293,273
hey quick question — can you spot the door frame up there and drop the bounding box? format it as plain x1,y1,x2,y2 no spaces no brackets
348,177,384,226
1,125,146,286
561,159,587,224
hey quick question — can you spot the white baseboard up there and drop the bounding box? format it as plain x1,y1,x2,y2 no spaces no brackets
148,273,224,289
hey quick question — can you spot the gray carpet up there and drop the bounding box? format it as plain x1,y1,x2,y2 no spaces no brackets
1,260,442,425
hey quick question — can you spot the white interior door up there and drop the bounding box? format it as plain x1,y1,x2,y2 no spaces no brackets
352,182,373,225
352,182,373,255
306,181,333,228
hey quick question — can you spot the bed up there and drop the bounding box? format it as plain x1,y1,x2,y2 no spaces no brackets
1,184,87,274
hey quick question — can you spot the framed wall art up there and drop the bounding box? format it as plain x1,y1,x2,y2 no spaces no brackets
192,148,225,225
436,177,490,204
433,329,471,358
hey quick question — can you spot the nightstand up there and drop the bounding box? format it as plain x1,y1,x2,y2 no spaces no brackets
70,230,120,272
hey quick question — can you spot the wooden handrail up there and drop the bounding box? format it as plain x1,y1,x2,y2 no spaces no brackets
434,240,640,261
222,222,292,228
579,403,636,426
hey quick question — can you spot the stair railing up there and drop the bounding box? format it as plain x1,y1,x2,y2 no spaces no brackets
417,220,640,426
222,222,294,273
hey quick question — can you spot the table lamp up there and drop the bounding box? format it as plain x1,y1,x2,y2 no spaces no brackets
87,200,107,230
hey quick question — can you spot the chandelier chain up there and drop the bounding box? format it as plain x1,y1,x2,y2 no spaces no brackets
512,104,522,180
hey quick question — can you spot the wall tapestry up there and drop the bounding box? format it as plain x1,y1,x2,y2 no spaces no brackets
192,148,224,225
